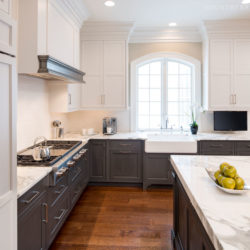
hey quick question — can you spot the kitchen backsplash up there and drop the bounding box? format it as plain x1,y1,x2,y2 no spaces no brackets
17,75,68,151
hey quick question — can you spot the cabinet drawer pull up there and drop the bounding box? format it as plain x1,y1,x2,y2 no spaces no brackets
210,144,223,148
171,171,176,179
42,203,48,224
54,209,66,221
21,191,40,204
54,185,66,194
119,143,132,146
119,151,133,154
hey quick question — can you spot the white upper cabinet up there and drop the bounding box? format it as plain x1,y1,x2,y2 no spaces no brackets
18,0,87,74
103,41,126,108
80,22,133,110
0,11,16,56
203,20,250,110
81,41,103,108
81,40,127,109
0,0,10,15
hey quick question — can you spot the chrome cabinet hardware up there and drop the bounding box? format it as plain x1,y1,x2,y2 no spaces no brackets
54,209,66,220
54,185,66,194
119,143,132,146
68,93,72,105
21,191,40,204
101,94,105,105
42,203,48,223
210,144,223,148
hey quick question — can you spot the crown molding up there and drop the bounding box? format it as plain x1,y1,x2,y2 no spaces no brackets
81,21,135,40
129,26,202,43
202,19,250,39
51,0,89,27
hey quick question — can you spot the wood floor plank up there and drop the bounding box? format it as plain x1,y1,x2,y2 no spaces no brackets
50,186,173,250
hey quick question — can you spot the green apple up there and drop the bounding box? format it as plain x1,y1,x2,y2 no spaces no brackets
217,174,224,186
235,177,245,190
223,165,237,178
222,178,236,189
220,162,230,172
214,170,221,180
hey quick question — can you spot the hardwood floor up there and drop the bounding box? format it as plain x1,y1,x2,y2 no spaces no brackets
50,186,173,250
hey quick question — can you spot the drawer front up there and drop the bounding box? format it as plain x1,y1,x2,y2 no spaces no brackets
0,12,16,55
109,140,141,151
48,173,68,208
18,175,49,216
69,162,82,184
47,195,70,246
200,141,234,155
69,176,83,209
235,141,250,155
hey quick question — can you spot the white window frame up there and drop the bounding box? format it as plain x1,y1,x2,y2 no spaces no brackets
130,52,201,131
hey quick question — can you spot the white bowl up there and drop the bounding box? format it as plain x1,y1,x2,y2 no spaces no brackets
205,167,250,195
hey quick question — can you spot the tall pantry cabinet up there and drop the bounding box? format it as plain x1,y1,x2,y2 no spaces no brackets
0,0,17,249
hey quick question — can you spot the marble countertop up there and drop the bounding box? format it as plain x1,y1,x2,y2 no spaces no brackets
63,131,250,142
17,167,52,198
170,155,250,250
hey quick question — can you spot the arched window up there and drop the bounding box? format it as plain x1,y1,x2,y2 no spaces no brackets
130,52,201,131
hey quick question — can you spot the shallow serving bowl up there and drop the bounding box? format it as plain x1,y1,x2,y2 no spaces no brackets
205,167,250,195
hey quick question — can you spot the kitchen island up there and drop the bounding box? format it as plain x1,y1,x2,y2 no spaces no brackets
170,155,250,250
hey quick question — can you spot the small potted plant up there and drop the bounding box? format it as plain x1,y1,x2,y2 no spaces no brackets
190,110,198,135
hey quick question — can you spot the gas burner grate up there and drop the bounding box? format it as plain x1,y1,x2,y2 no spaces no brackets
17,155,59,166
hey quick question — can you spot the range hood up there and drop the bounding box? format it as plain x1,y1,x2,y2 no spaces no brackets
28,55,85,83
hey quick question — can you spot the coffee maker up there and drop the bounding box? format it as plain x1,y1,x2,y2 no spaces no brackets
103,117,117,135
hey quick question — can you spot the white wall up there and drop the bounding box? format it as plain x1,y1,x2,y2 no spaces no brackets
17,75,68,151
67,109,130,134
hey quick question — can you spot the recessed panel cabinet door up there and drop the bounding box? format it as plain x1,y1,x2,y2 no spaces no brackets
234,40,250,108
0,53,17,250
0,12,16,56
18,194,47,250
209,40,233,109
0,0,10,14
90,141,106,181
81,41,103,108
109,150,142,182
103,41,126,108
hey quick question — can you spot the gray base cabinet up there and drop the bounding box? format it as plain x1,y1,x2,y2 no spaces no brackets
18,193,47,250
109,150,142,182
90,140,106,182
18,145,89,250
143,154,173,190
89,140,143,184
199,140,250,156
172,171,214,250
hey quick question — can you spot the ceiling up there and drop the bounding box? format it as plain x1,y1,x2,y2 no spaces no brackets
82,0,250,27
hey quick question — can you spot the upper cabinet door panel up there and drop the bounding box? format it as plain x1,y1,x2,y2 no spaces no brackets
234,40,250,74
234,75,250,107
47,2,75,66
210,75,231,109
81,41,103,76
104,41,125,75
0,12,16,55
210,40,232,74
0,0,10,15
